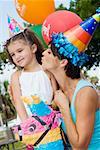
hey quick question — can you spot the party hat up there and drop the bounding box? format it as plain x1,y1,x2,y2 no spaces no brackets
7,15,24,37
52,10,100,67
64,12,99,53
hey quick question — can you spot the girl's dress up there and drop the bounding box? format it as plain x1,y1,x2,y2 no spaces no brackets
16,69,53,124
14,69,64,150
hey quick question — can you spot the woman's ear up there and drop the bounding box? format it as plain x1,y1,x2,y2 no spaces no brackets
60,59,68,68
32,44,37,53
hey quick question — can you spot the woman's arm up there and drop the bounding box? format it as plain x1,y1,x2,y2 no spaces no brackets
54,87,98,149
10,71,28,122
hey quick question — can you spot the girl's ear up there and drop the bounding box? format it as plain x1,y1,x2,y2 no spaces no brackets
60,59,68,68
31,44,37,53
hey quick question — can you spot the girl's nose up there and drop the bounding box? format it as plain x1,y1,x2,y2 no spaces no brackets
15,53,21,60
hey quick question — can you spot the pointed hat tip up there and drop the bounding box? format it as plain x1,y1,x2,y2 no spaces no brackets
92,14,100,23
92,8,100,23
96,7,100,14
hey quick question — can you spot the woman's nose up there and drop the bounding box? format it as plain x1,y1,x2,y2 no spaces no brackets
42,49,52,56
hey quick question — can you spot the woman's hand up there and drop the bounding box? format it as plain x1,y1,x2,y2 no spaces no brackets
54,90,69,112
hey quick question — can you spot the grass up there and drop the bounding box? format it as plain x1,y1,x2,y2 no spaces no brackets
10,141,26,149
0,126,26,150
1,141,26,150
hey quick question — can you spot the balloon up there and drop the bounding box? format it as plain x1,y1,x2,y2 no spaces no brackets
42,10,82,44
30,25,47,48
15,0,55,24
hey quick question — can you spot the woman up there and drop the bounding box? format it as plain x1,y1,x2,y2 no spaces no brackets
42,11,100,149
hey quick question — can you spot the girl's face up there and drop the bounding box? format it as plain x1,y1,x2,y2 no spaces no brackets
8,40,35,67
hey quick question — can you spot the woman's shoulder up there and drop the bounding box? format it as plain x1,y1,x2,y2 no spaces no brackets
76,86,98,109
79,86,98,97
78,79,98,98
78,79,93,87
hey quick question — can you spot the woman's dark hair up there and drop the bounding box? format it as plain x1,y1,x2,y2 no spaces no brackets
4,28,44,65
51,43,81,79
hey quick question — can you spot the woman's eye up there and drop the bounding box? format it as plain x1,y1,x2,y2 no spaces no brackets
18,49,23,52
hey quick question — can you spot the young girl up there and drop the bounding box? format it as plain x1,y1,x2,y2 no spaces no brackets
4,28,65,150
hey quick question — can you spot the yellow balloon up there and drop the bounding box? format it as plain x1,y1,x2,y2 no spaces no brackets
15,0,55,24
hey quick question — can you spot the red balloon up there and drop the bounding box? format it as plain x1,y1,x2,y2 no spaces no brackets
42,10,82,44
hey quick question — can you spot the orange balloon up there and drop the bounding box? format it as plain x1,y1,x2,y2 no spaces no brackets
15,0,55,24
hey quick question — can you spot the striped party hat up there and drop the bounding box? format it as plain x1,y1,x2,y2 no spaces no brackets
52,10,100,67
64,12,99,53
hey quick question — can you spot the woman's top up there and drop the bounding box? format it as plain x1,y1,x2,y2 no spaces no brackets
70,79,100,150
16,69,53,123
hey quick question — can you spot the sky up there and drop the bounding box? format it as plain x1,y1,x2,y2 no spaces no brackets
0,0,70,49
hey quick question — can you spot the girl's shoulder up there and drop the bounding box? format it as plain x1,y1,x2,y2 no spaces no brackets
10,70,22,93
44,70,58,92
44,70,51,79
44,70,55,81
11,70,21,81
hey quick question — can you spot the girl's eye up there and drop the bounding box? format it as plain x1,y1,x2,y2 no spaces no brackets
11,54,15,57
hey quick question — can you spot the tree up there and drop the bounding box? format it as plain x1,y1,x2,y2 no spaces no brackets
90,76,99,85
0,81,16,121
56,4,67,11
69,0,100,69
90,76,100,90
0,52,7,62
